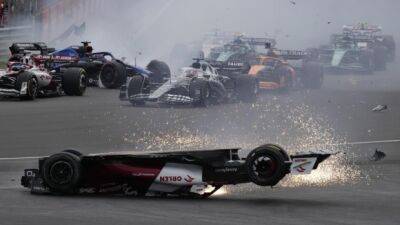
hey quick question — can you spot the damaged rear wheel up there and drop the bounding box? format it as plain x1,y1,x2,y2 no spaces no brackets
41,152,82,194
245,145,288,186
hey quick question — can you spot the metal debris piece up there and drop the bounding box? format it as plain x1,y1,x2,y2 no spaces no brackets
372,104,388,112
370,149,386,161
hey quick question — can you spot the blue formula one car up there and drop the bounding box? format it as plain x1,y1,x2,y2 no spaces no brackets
9,42,170,89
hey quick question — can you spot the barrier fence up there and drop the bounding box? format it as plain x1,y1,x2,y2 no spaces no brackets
0,0,104,59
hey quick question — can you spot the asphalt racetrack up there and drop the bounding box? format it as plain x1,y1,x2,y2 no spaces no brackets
1,64,399,225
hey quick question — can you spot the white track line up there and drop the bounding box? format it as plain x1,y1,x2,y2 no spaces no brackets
330,139,400,146
0,156,42,161
0,139,399,161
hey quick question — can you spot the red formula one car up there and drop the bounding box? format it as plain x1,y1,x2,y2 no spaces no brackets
21,144,331,198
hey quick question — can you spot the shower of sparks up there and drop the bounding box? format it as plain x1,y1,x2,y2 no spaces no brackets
121,98,362,188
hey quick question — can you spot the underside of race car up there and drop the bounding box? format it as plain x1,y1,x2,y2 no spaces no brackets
21,144,332,198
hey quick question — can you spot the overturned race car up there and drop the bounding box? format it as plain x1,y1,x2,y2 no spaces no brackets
21,144,332,198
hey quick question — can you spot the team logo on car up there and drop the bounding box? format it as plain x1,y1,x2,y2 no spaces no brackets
159,176,182,182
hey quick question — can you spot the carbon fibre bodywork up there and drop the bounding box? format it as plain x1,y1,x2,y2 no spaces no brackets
21,146,332,197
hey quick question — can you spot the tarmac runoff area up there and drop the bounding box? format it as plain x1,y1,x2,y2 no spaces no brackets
0,64,399,225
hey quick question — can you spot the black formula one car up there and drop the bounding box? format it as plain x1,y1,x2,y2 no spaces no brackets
119,59,258,107
21,144,332,198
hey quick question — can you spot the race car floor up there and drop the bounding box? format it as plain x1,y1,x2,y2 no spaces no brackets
1,64,400,225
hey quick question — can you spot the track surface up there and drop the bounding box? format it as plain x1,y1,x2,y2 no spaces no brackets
1,65,400,225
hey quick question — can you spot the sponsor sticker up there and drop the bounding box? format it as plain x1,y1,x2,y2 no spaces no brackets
290,157,317,175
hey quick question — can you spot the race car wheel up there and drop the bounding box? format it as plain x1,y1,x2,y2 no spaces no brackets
127,75,147,106
302,61,323,89
16,71,38,100
360,51,375,74
273,65,293,93
382,35,396,62
235,75,258,103
99,60,127,88
41,152,82,194
146,60,171,83
62,67,87,96
189,79,212,107
246,144,288,186
373,46,387,71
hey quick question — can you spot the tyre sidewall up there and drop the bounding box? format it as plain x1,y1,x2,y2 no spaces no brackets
41,152,82,194
246,145,287,186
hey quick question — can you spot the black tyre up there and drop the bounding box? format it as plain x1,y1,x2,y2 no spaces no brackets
273,65,293,93
15,71,38,100
62,149,83,157
189,78,211,107
235,75,258,102
373,46,387,71
62,67,87,96
302,61,323,89
41,152,82,193
127,75,147,106
263,143,290,162
99,60,127,88
382,35,396,62
146,60,171,83
245,144,288,186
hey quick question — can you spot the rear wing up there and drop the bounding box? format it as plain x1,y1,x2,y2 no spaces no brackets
343,24,382,34
274,49,309,60
9,42,55,55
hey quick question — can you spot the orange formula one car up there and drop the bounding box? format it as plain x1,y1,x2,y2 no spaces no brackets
248,50,323,91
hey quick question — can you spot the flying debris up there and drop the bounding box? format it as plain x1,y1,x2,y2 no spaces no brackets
370,149,386,161
372,104,388,112
289,1,296,5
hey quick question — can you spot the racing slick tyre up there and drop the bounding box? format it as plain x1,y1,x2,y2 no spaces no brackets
235,75,258,102
262,144,291,174
62,149,83,157
273,65,293,93
360,51,375,74
127,75,147,106
41,152,82,194
62,68,87,96
302,61,323,89
146,60,171,83
15,71,38,100
99,60,127,88
189,78,212,107
246,144,288,186
373,46,387,71
382,35,396,62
